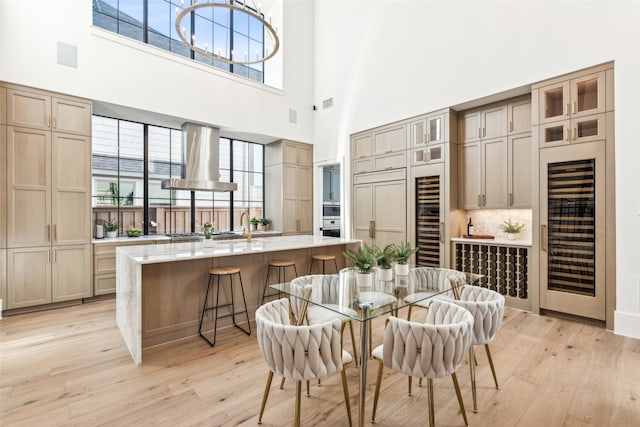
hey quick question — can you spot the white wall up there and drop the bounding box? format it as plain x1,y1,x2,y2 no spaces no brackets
312,0,640,337
0,0,315,143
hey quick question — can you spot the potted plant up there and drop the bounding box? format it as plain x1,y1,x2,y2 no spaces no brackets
343,243,376,288
392,242,418,276
259,218,271,231
127,227,142,237
203,222,213,239
373,244,394,281
249,217,259,231
105,219,119,238
499,218,525,240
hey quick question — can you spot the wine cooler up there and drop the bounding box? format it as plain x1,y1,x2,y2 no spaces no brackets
540,141,605,320
415,175,442,267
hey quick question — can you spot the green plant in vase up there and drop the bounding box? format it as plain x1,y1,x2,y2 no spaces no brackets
249,217,259,231
343,243,376,288
105,219,119,238
499,218,525,240
373,244,395,281
259,218,271,231
203,222,213,239
391,242,418,275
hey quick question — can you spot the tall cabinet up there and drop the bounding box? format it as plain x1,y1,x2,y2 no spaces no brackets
3,84,92,309
532,62,615,327
265,140,313,235
0,87,6,310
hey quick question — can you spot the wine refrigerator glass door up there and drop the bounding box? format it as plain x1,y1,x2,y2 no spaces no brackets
539,141,606,320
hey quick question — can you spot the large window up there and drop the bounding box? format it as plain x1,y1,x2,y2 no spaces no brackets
93,0,264,83
92,116,264,235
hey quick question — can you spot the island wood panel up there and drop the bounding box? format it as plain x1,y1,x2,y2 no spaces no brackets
140,243,352,350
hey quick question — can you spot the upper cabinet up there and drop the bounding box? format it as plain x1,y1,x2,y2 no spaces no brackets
534,66,612,149
351,123,407,174
458,97,532,209
410,111,447,147
6,87,92,136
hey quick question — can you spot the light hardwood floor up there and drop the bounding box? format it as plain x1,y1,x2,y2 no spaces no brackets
1,299,639,426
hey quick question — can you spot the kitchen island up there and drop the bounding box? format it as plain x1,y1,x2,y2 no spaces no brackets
116,235,360,364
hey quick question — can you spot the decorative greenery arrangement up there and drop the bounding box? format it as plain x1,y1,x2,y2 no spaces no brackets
343,243,376,274
105,219,119,232
249,217,260,226
499,218,525,234
203,222,213,229
127,227,142,237
391,242,419,264
260,218,271,226
373,244,395,269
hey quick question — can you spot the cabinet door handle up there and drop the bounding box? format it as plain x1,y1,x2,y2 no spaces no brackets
369,220,376,239
53,117,57,129
478,194,482,206
47,224,51,242
483,127,486,137
565,128,570,141
566,103,570,116
48,250,51,263
509,121,513,132
426,149,431,162
53,249,57,263
54,224,57,242
47,116,51,128
385,150,393,154
296,219,300,232
482,194,486,206
572,101,577,114
439,222,444,243
572,128,576,140
478,128,481,138
509,192,514,206
541,225,548,251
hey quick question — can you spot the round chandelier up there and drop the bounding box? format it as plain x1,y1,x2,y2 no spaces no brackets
175,0,280,65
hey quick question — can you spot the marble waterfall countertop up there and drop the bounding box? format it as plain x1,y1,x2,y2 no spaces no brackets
117,235,361,265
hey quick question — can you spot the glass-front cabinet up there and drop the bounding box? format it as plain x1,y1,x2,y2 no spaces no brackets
538,71,606,125
410,112,446,147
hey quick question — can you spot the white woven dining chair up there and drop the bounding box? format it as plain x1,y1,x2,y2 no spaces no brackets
404,267,467,321
371,299,474,427
446,285,505,412
255,298,352,427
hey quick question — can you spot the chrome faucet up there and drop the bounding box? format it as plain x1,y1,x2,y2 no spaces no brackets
240,211,252,242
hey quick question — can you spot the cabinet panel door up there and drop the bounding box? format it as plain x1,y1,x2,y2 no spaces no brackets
297,166,313,233
94,274,116,296
0,126,5,248
509,134,532,208
52,244,91,302
353,183,373,246
0,249,6,310
282,143,298,164
373,180,406,249
538,81,570,125
458,143,481,209
459,112,481,144
296,145,313,166
426,113,446,144
373,125,406,155
508,99,532,135
52,98,91,136
372,151,406,171
352,134,372,159
282,165,298,234
6,89,51,130
352,157,372,174
7,247,51,308
7,127,52,247
0,87,6,125
52,133,90,245
482,138,508,208
482,105,508,139
570,71,606,119
570,113,606,144
410,118,426,146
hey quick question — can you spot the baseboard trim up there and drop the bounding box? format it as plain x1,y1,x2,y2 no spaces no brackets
614,309,640,339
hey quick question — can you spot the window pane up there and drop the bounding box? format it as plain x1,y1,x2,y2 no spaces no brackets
93,12,118,32
249,14,263,43
93,0,119,18
233,8,249,35
213,0,230,26
233,32,249,62
148,0,171,49
119,0,144,24
213,23,231,60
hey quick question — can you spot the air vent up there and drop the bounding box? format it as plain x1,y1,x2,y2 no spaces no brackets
322,97,334,109
289,108,297,124
57,41,78,68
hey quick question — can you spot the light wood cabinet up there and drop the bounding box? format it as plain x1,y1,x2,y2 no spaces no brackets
265,140,313,235
352,169,406,249
7,128,90,247
538,113,606,148
459,104,507,144
410,111,447,147
0,125,6,249
6,244,91,308
537,71,605,125
0,249,6,310
508,134,532,208
508,98,532,135
351,123,407,174
92,240,157,295
6,87,91,136
0,87,6,125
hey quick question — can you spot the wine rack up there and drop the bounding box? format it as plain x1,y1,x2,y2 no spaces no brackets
415,175,441,267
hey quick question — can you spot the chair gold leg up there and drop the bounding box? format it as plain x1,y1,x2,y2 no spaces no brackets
469,346,478,413
419,378,423,387
307,380,310,396
295,381,302,427
407,304,413,321
452,372,469,426
371,360,384,422
408,376,412,396
340,369,353,427
426,378,435,427
348,320,359,367
485,343,499,389
258,371,274,424
280,377,286,390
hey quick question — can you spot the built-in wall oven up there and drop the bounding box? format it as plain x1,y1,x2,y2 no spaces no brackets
322,203,341,237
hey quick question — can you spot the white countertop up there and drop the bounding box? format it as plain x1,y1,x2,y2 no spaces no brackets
451,237,532,247
93,230,281,244
117,235,360,265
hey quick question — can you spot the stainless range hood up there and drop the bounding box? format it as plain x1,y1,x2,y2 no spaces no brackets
161,123,237,192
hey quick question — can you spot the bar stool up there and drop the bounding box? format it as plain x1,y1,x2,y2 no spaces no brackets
198,266,251,347
308,254,338,274
262,260,298,304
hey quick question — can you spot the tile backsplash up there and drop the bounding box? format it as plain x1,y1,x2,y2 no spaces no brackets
464,209,532,241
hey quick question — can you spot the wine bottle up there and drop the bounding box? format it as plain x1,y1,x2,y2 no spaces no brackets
467,218,474,236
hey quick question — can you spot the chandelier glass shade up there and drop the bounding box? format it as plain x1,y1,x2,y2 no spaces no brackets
175,0,280,65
